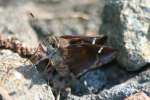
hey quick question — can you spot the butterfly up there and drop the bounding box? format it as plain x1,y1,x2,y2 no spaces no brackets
35,35,116,78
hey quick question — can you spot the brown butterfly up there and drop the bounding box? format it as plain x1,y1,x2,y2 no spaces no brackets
35,35,116,78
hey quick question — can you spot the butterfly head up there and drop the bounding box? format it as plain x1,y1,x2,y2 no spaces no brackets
42,36,58,53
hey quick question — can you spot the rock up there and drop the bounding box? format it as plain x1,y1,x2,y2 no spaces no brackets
71,70,107,95
0,50,55,100
29,0,105,37
0,7,39,47
100,0,150,71
0,0,105,41
0,0,105,45
125,92,150,100
67,66,150,100
79,70,106,94
0,86,12,100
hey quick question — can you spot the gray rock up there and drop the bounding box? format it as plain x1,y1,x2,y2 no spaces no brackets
0,0,105,45
29,0,105,37
100,0,150,71
67,67,150,100
0,7,38,47
0,50,55,100
71,70,107,95
79,70,106,94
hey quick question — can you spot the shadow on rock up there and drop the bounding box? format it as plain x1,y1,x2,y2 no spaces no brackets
15,64,47,87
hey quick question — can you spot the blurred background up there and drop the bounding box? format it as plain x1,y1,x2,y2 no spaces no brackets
0,0,105,47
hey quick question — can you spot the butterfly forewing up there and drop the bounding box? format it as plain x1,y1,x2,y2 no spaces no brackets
62,44,100,76
60,35,107,45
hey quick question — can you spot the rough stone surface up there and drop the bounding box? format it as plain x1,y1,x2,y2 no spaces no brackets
0,86,12,100
79,70,106,94
0,50,55,100
67,66,150,100
125,92,150,100
100,0,150,71
71,70,107,95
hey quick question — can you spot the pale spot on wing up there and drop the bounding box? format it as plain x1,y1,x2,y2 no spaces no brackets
92,38,97,45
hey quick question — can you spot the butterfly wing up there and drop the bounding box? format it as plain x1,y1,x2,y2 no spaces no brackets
60,35,107,45
40,35,116,77
61,44,116,77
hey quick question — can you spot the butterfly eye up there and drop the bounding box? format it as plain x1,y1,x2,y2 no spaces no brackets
51,43,56,48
